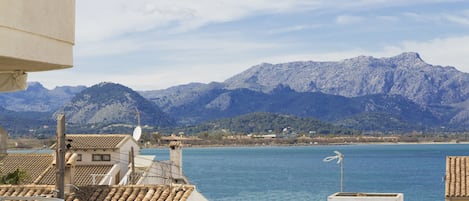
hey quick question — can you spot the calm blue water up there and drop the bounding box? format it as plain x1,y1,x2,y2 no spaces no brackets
141,144,469,201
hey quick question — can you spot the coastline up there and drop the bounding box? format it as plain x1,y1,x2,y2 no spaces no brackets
144,140,469,149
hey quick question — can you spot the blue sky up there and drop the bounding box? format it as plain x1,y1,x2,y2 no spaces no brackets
30,0,469,90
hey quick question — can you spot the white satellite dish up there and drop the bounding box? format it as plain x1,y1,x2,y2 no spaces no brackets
132,107,142,141
132,126,142,141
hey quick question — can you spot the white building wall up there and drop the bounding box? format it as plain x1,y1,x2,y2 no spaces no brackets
72,150,120,166
118,138,140,181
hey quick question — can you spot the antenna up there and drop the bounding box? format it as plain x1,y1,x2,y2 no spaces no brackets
136,108,141,127
132,108,142,141
323,150,344,192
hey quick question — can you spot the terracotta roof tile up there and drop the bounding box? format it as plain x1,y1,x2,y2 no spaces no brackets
0,185,56,198
70,185,195,201
0,154,53,184
58,134,131,150
36,165,114,186
0,184,195,201
74,165,114,186
35,166,55,185
446,156,469,197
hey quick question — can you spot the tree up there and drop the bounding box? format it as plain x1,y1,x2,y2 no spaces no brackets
0,169,28,184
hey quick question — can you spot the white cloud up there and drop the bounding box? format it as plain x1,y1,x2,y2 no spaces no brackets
75,39,145,58
75,0,321,44
30,0,469,90
402,9,469,26
76,0,465,42
443,11,469,26
268,24,323,34
336,15,363,25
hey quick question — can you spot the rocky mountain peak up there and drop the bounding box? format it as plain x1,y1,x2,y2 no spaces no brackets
223,52,469,105
385,52,426,67
394,52,422,60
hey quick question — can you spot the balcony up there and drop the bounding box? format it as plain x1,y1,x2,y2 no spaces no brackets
0,0,75,91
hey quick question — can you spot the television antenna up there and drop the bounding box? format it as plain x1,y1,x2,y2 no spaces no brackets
132,108,142,141
323,150,344,192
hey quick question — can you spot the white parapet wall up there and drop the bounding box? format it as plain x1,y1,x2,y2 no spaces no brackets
0,0,75,71
328,192,404,201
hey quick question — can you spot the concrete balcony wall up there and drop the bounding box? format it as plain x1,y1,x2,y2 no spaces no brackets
328,193,404,201
0,0,75,71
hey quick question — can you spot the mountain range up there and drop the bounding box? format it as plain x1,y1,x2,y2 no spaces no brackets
1,52,469,135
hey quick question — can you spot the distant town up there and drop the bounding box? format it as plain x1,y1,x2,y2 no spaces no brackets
8,131,469,150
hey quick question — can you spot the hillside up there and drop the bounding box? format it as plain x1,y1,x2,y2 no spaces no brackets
0,82,85,112
173,112,356,135
162,85,434,123
55,82,175,129
0,106,53,136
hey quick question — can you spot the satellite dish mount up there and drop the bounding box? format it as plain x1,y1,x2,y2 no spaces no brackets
132,108,142,141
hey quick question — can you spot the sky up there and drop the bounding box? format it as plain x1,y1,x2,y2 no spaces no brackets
30,0,469,91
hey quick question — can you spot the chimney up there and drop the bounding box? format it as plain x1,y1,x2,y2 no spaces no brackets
0,127,7,157
169,141,182,179
65,152,77,194
53,152,77,194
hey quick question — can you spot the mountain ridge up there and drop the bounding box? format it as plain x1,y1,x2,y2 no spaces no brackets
223,52,468,106
2,52,469,134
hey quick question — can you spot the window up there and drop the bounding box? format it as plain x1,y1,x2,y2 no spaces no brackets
102,154,111,161
92,154,101,161
77,154,82,161
92,154,111,161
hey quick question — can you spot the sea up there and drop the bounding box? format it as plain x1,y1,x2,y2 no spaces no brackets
141,144,469,201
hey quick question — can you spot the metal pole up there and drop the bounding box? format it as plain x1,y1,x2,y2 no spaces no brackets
55,114,66,199
130,147,135,185
340,160,343,192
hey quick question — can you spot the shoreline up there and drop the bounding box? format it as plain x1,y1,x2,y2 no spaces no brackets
144,141,469,149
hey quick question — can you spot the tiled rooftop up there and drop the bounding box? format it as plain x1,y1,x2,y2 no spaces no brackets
57,134,131,150
68,185,195,201
0,185,195,201
0,154,53,184
36,165,114,186
74,165,114,186
446,156,469,197
0,185,56,198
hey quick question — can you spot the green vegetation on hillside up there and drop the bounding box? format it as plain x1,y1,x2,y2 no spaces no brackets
170,112,358,135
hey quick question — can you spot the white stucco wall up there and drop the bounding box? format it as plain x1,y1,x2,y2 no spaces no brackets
118,137,140,181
